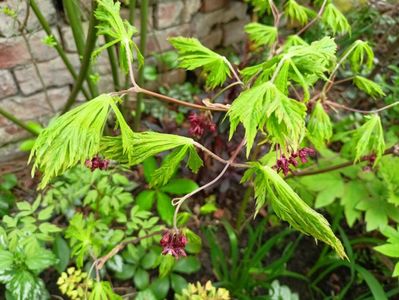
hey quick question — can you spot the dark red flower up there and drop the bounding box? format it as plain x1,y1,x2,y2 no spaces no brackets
160,230,187,259
85,155,109,171
274,147,316,175
188,113,216,138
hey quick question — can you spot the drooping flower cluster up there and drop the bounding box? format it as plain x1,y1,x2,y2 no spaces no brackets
160,230,187,259
188,113,216,137
85,155,109,171
363,153,376,172
274,147,316,175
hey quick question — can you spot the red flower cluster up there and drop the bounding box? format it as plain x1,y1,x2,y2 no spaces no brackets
160,230,187,259
188,113,216,138
274,147,316,176
363,154,376,172
85,155,109,171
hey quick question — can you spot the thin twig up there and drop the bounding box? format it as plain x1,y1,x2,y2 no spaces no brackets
172,139,246,230
223,57,243,85
297,0,328,36
287,144,399,178
326,100,399,114
134,87,229,112
95,230,163,270
192,141,248,168
210,81,244,102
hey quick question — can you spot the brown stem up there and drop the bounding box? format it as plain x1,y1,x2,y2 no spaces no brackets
297,0,328,36
172,139,246,230
326,100,399,114
286,145,399,178
134,87,229,112
95,230,163,270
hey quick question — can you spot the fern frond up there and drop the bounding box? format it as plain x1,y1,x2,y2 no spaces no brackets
169,37,231,88
353,76,385,99
322,3,351,35
242,163,347,259
29,95,114,189
94,0,143,73
228,82,306,156
307,101,333,149
354,115,385,165
244,23,278,47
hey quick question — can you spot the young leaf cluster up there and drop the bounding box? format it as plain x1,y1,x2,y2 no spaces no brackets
244,23,278,48
228,81,306,156
322,3,351,35
353,115,385,164
284,0,311,25
353,76,385,99
93,0,143,73
307,101,333,149
169,37,231,88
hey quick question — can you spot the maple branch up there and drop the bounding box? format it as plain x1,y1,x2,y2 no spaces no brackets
287,145,399,178
326,100,399,114
297,0,328,36
172,139,246,230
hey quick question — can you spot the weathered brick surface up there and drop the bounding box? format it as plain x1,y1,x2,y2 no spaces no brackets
0,70,17,99
0,29,60,69
155,1,184,29
13,55,80,95
0,87,69,123
144,23,191,53
223,19,248,46
0,0,57,38
182,0,201,23
0,0,250,159
201,0,229,13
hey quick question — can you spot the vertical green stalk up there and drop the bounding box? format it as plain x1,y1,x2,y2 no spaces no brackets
125,0,136,90
0,108,39,136
63,0,99,97
105,35,120,90
134,0,148,130
62,0,99,114
29,0,91,100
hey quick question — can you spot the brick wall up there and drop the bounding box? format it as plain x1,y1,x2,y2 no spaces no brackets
0,0,249,161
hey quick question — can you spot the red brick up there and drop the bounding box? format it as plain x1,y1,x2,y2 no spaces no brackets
201,0,229,12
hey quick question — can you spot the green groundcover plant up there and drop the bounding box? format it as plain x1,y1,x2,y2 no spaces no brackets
1,0,399,299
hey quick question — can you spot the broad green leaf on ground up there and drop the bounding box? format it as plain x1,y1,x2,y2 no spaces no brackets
242,163,346,259
156,192,174,225
356,180,399,231
228,82,306,156
379,157,399,206
353,115,385,164
374,226,399,277
6,270,48,300
244,23,277,47
169,37,231,88
160,178,198,195
340,181,366,227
